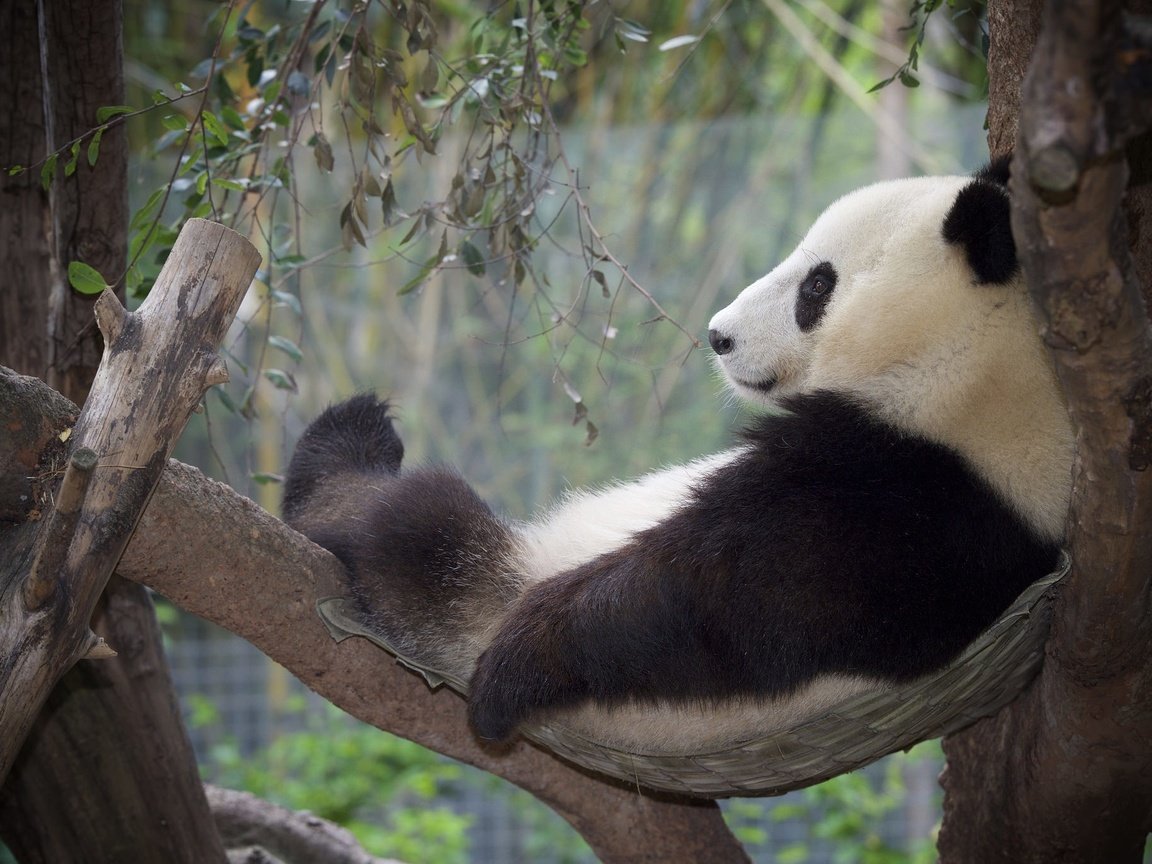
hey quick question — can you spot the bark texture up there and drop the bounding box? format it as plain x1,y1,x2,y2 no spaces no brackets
939,2,1152,861
0,0,52,378
0,577,231,862
0,217,259,847
206,785,403,864
0,0,128,393
985,0,1044,159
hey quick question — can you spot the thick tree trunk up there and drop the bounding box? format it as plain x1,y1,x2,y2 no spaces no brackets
0,2,236,861
938,1,1152,860
0,0,128,392
0,0,52,378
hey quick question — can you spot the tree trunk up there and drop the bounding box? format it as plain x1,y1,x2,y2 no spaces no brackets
938,1,1152,860
0,3,237,861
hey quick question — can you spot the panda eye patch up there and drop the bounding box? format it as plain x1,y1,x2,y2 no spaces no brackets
795,262,838,331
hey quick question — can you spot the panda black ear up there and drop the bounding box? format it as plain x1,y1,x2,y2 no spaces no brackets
942,158,1018,284
975,154,1012,187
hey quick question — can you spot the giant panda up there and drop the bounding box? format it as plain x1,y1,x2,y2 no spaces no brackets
283,161,1073,754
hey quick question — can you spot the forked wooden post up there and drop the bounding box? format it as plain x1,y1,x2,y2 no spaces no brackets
0,219,260,783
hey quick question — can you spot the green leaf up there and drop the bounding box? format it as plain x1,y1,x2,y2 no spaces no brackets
399,255,439,295
162,114,188,132
40,154,58,190
96,105,134,123
250,472,284,485
616,19,651,42
130,188,165,232
263,368,298,392
564,45,588,66
899,70,921,88
215,387,239,414
63,141,81,177
267,335,303,363
7,165,24,176
271,289,302,315
460,241,485,276
125,265,143,295
221,106,247,131
87,128,104,167
202,111,229,146
212,177,248,192
312,131,334,173
67,261,110,295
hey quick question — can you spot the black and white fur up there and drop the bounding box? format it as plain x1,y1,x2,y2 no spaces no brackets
283,162,1073,753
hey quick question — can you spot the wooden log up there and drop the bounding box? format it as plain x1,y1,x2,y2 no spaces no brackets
0,218,260,784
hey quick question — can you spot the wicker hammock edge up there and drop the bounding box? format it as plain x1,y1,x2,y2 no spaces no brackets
317,555,1069,798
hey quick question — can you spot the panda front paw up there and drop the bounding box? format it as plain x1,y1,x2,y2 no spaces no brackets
466,638,570,744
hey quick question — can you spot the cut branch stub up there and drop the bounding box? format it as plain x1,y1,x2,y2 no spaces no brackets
0,218,260,785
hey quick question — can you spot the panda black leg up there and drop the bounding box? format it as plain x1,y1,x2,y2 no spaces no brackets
282,393,404,525
284,395,523,677
467,551,674,743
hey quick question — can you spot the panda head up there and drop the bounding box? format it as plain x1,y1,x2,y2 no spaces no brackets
708,163,1073,542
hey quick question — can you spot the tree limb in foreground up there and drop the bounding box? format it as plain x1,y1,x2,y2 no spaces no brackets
115,456,750,864
206,784,403,864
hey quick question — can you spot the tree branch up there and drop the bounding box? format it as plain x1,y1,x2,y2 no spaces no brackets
114,458,748,864
205,785,402,864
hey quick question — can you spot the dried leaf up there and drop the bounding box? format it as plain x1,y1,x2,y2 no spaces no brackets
313,132,334,172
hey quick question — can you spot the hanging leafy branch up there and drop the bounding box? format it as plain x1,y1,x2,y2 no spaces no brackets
12,0,711,441
869,0,987,92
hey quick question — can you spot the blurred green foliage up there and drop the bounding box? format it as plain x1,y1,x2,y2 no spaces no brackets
193,698,472,862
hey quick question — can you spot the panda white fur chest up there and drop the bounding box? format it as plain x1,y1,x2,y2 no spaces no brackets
283,161,1073,753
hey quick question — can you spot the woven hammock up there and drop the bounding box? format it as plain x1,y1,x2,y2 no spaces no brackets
317,556,1068,798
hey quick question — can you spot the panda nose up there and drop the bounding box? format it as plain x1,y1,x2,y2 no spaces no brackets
708,329,735,356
